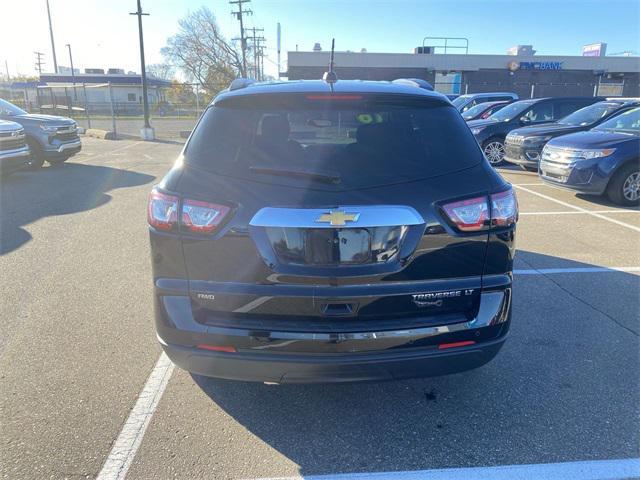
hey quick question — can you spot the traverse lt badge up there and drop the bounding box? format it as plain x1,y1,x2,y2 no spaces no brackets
412,289,474,307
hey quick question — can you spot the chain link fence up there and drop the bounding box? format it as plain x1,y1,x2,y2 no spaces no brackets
7,82,212,142
4,79,629,142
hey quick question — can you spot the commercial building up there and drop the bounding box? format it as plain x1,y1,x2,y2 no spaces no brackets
287,46,640,98
1,69,171,114
39,70,171,107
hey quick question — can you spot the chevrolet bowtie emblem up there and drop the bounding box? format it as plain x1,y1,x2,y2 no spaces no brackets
316,210,360,226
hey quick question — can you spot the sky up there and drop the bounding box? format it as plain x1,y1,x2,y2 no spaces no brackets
1,0,639,81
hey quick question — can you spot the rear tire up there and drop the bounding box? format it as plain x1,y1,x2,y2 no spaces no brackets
606,162,640,206
26,139,45,170
482,137,506,166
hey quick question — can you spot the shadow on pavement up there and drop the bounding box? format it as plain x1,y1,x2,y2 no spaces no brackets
191,252,639,475
0,163,155,255
574,192,640,210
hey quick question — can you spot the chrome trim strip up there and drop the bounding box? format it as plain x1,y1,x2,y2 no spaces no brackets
160,290,510,346
250,205,425,228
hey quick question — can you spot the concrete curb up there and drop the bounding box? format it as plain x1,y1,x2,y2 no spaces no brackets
179,130,191,139
84,129,116,140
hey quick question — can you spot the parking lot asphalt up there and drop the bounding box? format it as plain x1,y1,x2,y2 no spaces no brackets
0,139,638,479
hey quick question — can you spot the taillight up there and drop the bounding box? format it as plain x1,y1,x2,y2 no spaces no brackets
491,189,518,227
442,196,489,232
148,190,179,231
181,199,230,233
441,188,518,232
148,190,231,234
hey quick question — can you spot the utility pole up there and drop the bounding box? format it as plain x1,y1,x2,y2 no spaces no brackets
257,41,265,81
246,27,264,80
4,60,9,82
276,22,281,78
230,0,252,77
130,0,154,140
45,0,58,73
34,51,46,75
65,44,77,101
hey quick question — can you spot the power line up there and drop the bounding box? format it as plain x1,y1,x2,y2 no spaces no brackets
34,51,45,75
246,27,265,80
230,0,252,77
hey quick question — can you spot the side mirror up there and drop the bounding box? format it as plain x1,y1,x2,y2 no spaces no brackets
519,116,531,125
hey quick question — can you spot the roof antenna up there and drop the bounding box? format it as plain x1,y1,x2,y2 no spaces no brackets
322,38,338,85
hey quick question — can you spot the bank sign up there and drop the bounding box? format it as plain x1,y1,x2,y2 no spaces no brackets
518,61,563,70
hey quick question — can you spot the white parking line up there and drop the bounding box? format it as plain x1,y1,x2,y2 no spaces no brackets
514,266,640,275
513,185,640,233
520,209,639,216
255,458,640,480
98,267,639,479
96,352,174,480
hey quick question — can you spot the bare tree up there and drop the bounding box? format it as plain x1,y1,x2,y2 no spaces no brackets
161,7,244,95
147,63,175,81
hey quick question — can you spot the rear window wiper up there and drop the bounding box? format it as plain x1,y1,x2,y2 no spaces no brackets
249,166,341,184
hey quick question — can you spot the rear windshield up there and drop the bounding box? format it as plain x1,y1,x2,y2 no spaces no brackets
185,93,482,189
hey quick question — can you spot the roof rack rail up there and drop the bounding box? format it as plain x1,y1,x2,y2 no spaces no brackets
229,78,256,91
392,78,434,91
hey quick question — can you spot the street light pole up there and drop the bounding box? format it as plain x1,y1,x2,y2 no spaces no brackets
45,0,58,73
130,0,154,140
65,44,77,101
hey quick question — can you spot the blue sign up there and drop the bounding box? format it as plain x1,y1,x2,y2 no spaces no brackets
519,61,563,71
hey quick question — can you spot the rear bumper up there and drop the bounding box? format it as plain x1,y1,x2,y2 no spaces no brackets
160,335,506,383
155,286,512,383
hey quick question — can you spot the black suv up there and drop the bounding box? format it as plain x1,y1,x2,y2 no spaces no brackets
504,99,640,171
148,78,518,383
468,97,604,165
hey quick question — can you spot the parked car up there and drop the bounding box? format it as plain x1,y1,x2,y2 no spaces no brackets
462,101,510,121
505,98,640,171
452,92,519,113
148,78,518,383
540,106,640,206
0,98,81,169
0,119,30,178
468,96,604,165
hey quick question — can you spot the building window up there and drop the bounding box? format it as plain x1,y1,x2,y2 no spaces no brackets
127,93,136,102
